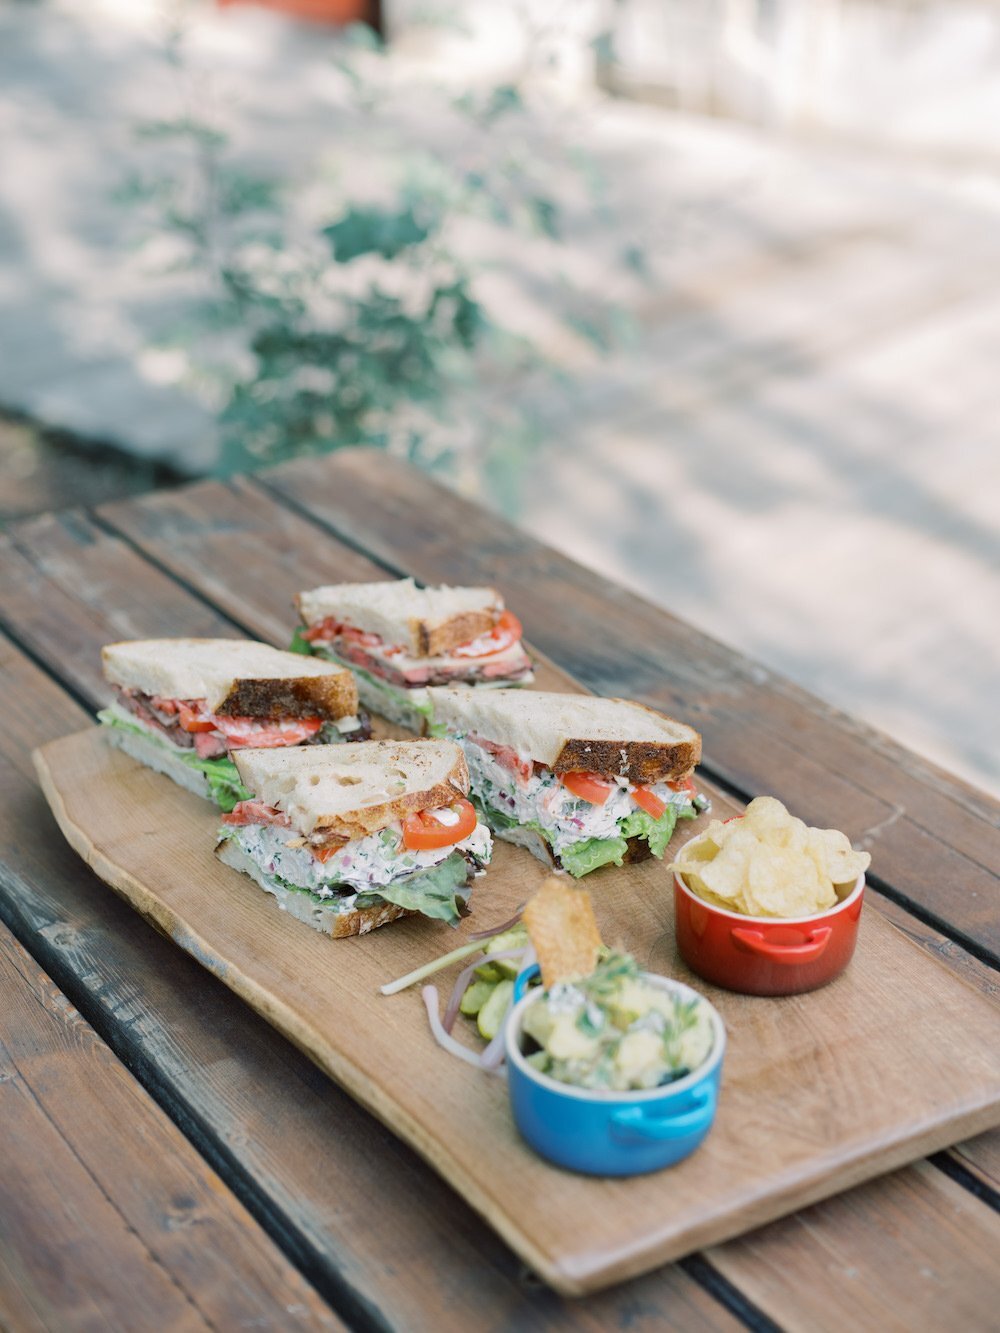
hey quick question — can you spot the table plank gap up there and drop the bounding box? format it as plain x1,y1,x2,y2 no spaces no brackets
0,917,341,1332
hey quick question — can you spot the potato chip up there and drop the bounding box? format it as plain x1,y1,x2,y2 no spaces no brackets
807,828,871,887
673,795,868,919
745,847,834,917
523,876,603,987
699,828,757,904
742,797,792,842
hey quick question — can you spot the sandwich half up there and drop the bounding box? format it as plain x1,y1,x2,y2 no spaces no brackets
216,740,492,936
292,578,533,730
428,687,707,877
100,638,369,811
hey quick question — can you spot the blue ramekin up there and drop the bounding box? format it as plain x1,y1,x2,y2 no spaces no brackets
505,966,726,1176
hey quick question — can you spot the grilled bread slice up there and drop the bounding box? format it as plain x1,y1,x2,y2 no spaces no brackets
102,638,358,720
230,739,470,842
296,578,503,658
428,688,701,784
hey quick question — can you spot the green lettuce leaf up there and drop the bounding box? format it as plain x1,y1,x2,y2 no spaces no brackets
98,709,251,812
619,803,679,859
289,625,314,655
354,851,472,927
181,754,252,812
559,835,629,878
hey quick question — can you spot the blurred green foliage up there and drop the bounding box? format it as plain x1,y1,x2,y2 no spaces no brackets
120,17,640,509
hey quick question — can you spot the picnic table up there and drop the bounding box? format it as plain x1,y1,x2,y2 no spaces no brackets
1,447,999,1331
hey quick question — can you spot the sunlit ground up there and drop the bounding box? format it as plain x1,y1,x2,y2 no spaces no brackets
1,0,998,796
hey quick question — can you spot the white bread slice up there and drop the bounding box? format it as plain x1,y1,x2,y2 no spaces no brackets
296,578,502,657
216,839,411,938
231,739,469,840
428,688,702,783
102,638,358,718
103,724,210,800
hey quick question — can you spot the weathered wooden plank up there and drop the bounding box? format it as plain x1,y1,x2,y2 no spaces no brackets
0,919,339,1332
7,495,1000,1312
0,513,238,703
258,449,1000,958
96,475,390,647
6,630,1000,1326
0,634,740,1327
707,1160,1000,1333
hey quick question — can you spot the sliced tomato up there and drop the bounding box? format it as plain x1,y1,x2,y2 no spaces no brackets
221,800,291,827
469,733,532,783
452,611,523,659
213,716,324,749
148,694,179,716
631,784,667,820
302,618,384,648
561,771,616,805
668,774,697,797
312,844,342,864
177,702,216,733
402,798,478,850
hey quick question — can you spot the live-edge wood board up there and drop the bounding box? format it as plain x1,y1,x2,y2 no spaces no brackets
33,655,1000,1297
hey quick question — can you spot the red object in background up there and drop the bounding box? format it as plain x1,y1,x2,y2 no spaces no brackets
673,860,865,997
217,0,377,24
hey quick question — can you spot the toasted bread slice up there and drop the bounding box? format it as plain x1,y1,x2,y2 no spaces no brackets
231,739,469,841
428,688,701,784
102,638,358,720
296,578,502,657
216,839,412,937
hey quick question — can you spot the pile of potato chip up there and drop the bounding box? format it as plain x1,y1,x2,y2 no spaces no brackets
670,797,871,918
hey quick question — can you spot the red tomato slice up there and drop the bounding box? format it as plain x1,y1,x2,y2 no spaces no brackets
148,695,179,716
214,716,324,749
402,798,478,851
452,611,523,659
668,774,697,797
631,784,667,820
469,733,532,783
221,800,291,827
312,844,342,863
177,702,216,734
561,771,616,805
302,618,383,648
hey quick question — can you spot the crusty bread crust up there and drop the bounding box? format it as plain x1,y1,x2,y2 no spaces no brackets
215,839,412,937
413,609,497,658
428,687,701,781
296,582,503,657
231,740,470,842
216,672,358,721
553,739,700,785
311,749,469,841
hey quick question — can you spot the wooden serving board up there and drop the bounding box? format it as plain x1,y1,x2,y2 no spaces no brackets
34,688,1000,1296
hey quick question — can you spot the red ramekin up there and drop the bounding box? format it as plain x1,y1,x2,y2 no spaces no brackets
673,829,865,996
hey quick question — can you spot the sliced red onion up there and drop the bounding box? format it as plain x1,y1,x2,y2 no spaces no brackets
442,948,526,1033
480,1025,508,1072
422,987,485,1069
466,905,526,941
